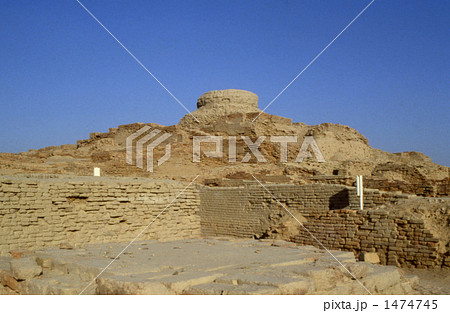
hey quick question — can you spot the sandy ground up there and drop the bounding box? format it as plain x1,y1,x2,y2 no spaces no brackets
1,239,442,295
400,268,450,295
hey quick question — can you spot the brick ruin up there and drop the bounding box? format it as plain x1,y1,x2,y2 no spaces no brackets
200,184,449,268
1,89,448,200
0,89,449,295
1,175,448,269
0,176,200,254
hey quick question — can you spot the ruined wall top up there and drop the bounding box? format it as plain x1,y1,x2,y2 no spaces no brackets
196,89,259,109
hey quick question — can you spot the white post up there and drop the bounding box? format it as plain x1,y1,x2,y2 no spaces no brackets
356,175,363,210
356,175,360,196
94,167,101,177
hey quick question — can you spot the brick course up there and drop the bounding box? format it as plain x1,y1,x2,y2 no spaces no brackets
1,176,446,268
0,176,201,256
199,184,446,268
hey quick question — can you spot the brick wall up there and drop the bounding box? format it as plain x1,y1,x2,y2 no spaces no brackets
199,184,446,268
199,183,404,238
290,208,443,268
1,176,446,268
0,175,201,256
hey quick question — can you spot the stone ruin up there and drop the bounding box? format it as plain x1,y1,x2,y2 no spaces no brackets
2,89,447,197
0,89,449,295
196,89,259,109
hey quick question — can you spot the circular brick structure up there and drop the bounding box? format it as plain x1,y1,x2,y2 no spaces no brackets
196,89,259,109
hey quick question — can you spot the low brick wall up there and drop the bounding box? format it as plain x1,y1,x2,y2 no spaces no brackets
199,184,446,268
291,208,444,268
364,177,450,197
0,175,201,256
199,183,405,238
1,176,446,268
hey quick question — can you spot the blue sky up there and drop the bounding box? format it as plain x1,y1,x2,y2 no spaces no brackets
0,1,449,166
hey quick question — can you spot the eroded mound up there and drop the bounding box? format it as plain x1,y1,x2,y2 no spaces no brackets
0,89,448,196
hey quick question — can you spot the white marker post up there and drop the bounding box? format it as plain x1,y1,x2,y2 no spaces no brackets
94,167,101,177
356,175,363,210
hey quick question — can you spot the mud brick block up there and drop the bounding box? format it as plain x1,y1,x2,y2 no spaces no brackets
0,270,23,292
9,250,35,259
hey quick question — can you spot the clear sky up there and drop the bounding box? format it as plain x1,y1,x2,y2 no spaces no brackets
1,1,449,166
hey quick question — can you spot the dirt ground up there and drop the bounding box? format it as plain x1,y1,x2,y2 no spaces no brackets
400,267,450,295
1,239,449,295
0,239,412,295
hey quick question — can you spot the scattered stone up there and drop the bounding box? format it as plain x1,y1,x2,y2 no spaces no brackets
0,239,418,295
0,269,22,292
10,257,42,281
9,250,34,259
96,276,174,295
359,252,381,264
363,267,401,294
346,263,368,279
35,256,53,269
59,242,74,250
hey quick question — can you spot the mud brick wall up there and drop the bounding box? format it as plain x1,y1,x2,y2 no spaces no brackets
200,184,444,268
0,176,201,256
199,183,404,238
290,209,443,268
364,178,450,197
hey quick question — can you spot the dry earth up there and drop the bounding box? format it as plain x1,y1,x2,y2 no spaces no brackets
0,238,429,295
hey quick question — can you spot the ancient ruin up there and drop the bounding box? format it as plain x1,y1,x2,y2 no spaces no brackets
0,89,449,295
